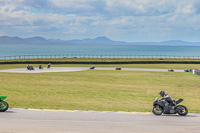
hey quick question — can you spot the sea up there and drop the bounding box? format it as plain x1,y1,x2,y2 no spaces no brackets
0,44,200,58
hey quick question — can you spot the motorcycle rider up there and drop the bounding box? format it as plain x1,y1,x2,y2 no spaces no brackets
39,64,41,69
159,91,177,107
47,63,51,68
26,64,30,69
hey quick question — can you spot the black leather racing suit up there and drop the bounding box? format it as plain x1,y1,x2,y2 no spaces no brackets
162,94,177,106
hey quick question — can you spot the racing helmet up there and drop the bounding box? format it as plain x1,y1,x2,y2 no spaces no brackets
159,91,165,97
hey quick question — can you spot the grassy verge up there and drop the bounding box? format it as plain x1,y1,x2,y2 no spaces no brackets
0,69,200,112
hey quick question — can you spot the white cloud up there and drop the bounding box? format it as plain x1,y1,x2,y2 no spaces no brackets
105,0,176,16
50,0,94,8
1,0,200,41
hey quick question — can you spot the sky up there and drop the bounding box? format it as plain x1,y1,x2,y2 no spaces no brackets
0,0,200,42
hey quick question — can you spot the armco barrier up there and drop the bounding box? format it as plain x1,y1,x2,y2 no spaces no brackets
1,61,200,64
190,69,200,76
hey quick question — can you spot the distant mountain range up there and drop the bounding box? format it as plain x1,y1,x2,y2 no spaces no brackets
0,36,200,46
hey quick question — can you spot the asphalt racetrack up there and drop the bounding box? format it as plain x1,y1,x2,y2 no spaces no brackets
0,67,184,73
0,109,199,133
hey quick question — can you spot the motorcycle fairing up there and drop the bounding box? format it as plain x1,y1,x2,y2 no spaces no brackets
163,105,176,114
153,100,165,107
0,96,7,101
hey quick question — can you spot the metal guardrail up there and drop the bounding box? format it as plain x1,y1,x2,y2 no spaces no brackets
190,69,200,76
0,55,200,60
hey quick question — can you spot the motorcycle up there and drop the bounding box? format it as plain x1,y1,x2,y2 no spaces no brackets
27,65,34,70
0,96,9,112
115,67,122,70
152,97,188,116
39,65,43,69
184,69,189,72
90,66,95,69
47,64,51,69
168,69,174,72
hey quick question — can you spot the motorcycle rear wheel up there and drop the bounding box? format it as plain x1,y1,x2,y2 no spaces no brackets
177,105,188,116
0,101,9,112
152,106,163,115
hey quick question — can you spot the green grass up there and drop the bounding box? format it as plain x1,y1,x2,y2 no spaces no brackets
0,69,200,113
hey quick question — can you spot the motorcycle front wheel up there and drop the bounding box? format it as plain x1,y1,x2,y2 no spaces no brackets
177,105,188,116
0,101,9,112
152,106,163,115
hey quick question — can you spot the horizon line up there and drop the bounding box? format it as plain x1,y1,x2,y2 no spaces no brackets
0,35,199,43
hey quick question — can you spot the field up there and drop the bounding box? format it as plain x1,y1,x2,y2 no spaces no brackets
0,64,200,113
